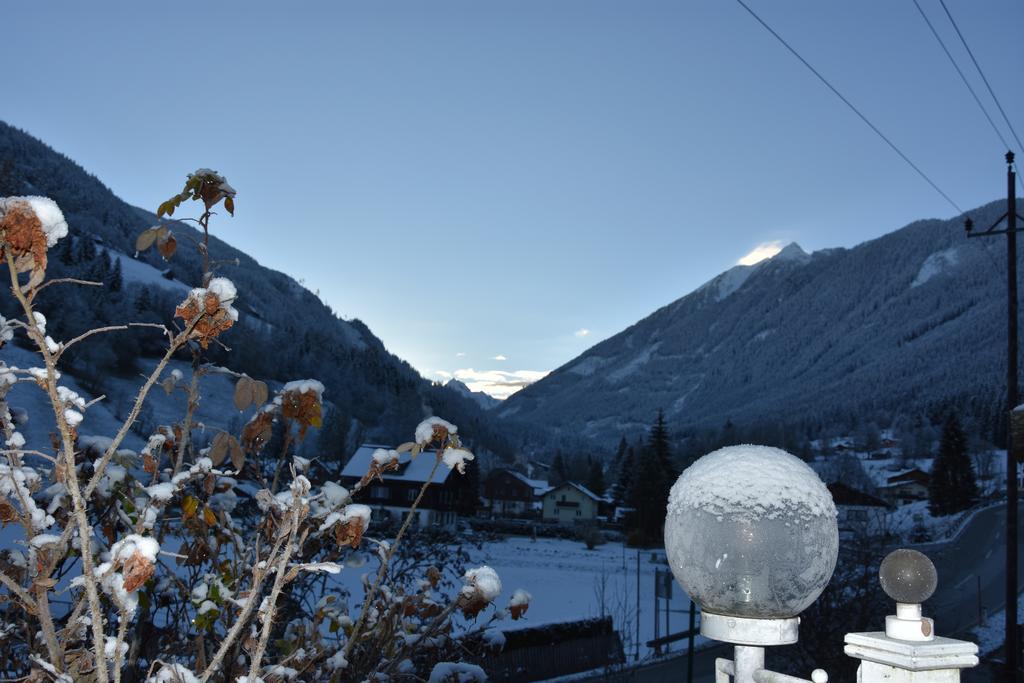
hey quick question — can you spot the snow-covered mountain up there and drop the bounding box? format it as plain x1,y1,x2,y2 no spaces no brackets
499,204,1019,443
445,379,500,410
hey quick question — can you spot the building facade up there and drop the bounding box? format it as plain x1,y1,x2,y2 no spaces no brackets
542,482,602,524
339,444,473,527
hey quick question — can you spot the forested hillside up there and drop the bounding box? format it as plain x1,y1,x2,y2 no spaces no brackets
0,122,526,463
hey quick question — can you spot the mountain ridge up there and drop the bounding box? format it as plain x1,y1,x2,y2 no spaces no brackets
499,203,1016,445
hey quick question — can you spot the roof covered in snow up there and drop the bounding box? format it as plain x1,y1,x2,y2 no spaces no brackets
340,444,453,484
507,471,550,496
827,482,889,508
543,481,602,502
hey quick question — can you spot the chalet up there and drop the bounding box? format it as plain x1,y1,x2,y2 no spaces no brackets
483,469,549,517
878,468,930,506
827,482,891,539
542,482,602,524
339,444,474,528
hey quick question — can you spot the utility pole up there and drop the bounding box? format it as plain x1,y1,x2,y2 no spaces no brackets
965,151,1022,680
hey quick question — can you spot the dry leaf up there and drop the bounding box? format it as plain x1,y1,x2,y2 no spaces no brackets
252,380,268,408
228,435,245,472
209,432,231,466
182,495,199,521
135,228,158,252
157,233,177,260
234,377,255,411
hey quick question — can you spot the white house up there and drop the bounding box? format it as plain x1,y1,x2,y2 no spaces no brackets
541,482,602,524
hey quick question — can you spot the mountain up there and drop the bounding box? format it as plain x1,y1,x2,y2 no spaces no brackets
498,203,1019,445
0,121,519,462
445,379,501,410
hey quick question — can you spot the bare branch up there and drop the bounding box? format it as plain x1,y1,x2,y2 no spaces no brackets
32,277,103,295
57,325,129,357
345,451,445,660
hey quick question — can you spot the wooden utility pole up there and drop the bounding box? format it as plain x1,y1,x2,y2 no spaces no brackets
965,151,1022,679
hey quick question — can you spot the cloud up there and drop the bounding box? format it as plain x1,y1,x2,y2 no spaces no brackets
433,370,453,379
737,241,783,266
455,352,466,358
574,328,590,338
449,368,550,400
492,354,508,361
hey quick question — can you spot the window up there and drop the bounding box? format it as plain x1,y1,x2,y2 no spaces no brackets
407,488,417,502
576,510,581,517
370,486,388,500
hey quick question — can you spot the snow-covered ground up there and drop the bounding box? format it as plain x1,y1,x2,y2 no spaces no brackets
320,536,706,661
972,592,1024,655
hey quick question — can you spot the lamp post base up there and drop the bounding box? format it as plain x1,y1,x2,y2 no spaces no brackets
844,632,978,681
700,611,800,646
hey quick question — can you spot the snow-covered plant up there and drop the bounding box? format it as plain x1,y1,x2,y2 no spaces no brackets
0,182,527,682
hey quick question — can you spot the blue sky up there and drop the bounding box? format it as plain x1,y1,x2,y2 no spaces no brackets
2,1,1022,397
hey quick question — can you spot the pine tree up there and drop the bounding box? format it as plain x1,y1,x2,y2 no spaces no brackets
929,413,978,516
627,411,677,545
584,457,605,496
611,446,635,507
649,410,673,478
58,234,75,265
134,287,152,314
77,235,97,262
608,437,628,504
942,413,977,512
109,257,123,292
550,450,569,486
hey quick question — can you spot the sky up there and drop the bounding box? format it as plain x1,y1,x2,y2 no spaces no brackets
2,1,1023,398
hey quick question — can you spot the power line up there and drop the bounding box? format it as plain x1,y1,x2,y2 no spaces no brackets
734,0,963,214
911,0,1011,152
938,0,1024,155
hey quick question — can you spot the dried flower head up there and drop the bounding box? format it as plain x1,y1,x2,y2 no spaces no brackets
157,168,237,218
280,380,324,440
359,448,400,487
242,409,275,454
122,550,156,592
175,279,238,349
509,589,532,620
414,417,457,448
331,504,371,549
458,565,501,619
0,197,67,287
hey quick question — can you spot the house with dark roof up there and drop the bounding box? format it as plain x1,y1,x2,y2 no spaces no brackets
878,468,930,506
827,482,891,539
339,444,474,528
483,468,549,517
541,482,603,524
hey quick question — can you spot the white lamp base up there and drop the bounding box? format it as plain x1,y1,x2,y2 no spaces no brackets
700,610,799,646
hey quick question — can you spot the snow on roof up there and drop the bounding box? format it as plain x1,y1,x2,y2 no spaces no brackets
826,482,889,508
507,470,549,495
543,481,602,502
886,468,930,484
341,444,452,484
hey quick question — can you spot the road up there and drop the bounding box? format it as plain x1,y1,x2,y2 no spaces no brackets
578,501,1022,682
920,502,1024,638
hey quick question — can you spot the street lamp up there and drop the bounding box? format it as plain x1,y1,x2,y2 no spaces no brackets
664,445,838,682
666,445,982,682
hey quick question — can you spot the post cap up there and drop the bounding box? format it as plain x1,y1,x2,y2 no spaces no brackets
879,549,937,604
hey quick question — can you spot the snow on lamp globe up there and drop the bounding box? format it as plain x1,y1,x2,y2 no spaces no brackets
664,444,838,681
